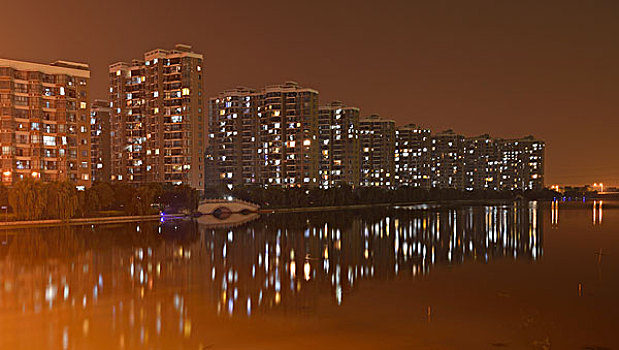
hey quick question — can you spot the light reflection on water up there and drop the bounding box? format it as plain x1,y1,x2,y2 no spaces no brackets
593,200,603,225
0,200,595,348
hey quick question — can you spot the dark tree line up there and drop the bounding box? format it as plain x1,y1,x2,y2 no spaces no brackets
207,184,559,209
0,180,200,221
0,179,558,221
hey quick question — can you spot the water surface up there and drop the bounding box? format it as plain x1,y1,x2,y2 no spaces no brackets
0,201,617,349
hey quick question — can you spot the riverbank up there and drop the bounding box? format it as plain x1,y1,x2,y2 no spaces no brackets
0,214,165,229
0,198,544,229
259,198,530,214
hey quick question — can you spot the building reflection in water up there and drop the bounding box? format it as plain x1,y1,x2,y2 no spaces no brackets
0,202,543,348
551,199,559,227
593,200,603,225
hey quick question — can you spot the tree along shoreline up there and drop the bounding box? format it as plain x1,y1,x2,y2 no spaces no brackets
208,184,559,210
0,180,559,222
0,179,199,222
0,197,543,229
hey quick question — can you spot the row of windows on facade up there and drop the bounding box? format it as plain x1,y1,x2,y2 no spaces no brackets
0,85,85,98
0,96,88,110
0,109,88,122
2,122,87,134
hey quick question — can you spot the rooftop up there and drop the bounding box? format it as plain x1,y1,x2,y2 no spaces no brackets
0,57,90,78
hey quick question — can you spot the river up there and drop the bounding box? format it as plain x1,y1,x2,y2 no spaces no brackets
0,200,616,349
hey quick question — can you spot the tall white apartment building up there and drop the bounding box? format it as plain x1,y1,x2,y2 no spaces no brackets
360,115,395,187
208,81,319,188
318,101,360,188
430,129,465,189
109,44,205,189
496,136,545,190
395,123,431,188
0,58,91,187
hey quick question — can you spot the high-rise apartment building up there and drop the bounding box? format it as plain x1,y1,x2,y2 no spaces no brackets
208,81,319,188
109,44,204,189
207,86,259,188
496,136,545,190
318,101,360,188
90,100,111,183
430,129,465,189
0,58,91,187
463,134,499,190
206,82,545,192
360,115,395,187
257,81,319,187
394,123,431,188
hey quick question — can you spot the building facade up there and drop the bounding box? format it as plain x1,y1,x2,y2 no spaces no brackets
207,87,259,188
0,58,91,187
395,123,431,188
430,129,465,189
257,82,319,187
109,44,205,189
90,100,111,183
463,134,499,190
206,83,545,192
208,81,319,188
318,101,360,188
360,115,395,187
496,136,545,191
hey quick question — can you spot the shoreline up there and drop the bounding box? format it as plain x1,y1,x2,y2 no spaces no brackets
259,198,537,214
0,198,547,229
0,214,163,229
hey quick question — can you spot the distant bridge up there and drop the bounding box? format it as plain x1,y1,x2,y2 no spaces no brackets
197,199,260,216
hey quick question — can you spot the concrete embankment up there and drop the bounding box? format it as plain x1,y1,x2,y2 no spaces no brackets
0,215,164,229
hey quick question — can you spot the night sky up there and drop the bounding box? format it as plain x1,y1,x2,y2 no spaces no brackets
1,0,617,186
